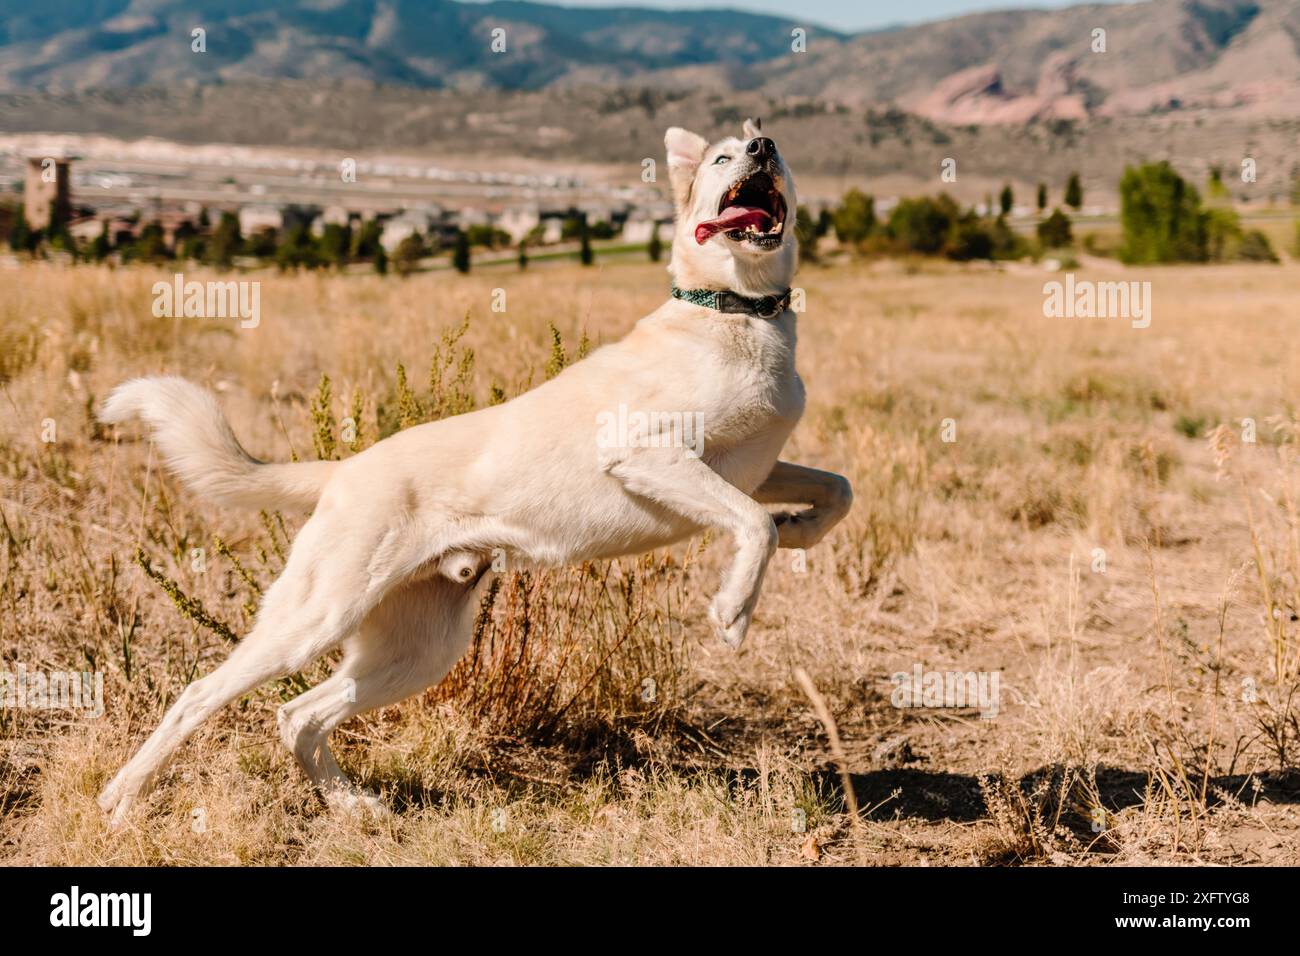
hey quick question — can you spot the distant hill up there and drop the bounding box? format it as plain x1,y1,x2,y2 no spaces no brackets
0,0,831,92
3,82,1299,205
0,0,1297,122
713,0,1300,121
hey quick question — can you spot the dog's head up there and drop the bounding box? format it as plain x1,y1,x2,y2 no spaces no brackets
664,119,797,294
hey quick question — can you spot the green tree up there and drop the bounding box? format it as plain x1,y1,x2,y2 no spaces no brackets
1206,166,1230,204
452,230,471,273
886,194,958,255
132,221,170,262
1036,182,1047,213
374,244,388,275
1064,172,1083,210
245,228,278,258
207,211,242,268
48,222,76,260
831,188,875,245
90,221,111,261
179,234,205,261
392,233,426,277
795,205,819,262
647,226,662,262
317,222,351,269
466,224,509,248
989,214,1029,260
948,214,994,261
561,214,584,240
8,208,33,252
274,223,320,271
352,218,383,260
1203,207,1242,261
518,240,528,270
815,208,833,238
1036,208,1073,249
579,219,594,266
1118,161,1206,264
999,184,1013,216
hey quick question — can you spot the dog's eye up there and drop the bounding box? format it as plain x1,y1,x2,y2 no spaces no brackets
713,155,730,165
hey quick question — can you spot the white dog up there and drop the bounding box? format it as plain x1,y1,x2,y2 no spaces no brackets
97,119,853,824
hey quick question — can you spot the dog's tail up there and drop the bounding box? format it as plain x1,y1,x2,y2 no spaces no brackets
101,376,338,511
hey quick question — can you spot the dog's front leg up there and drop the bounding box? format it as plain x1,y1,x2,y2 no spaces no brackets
752,460,853,550
607,448,777,649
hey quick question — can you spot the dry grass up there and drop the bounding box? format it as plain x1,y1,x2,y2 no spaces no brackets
1,255,1298,866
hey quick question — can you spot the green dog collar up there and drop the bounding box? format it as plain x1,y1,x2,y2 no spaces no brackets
671,286,792,319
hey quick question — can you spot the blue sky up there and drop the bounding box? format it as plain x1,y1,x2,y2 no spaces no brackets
469,0,1135,33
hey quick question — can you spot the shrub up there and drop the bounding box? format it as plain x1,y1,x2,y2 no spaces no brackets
1203,206,1242,261
1118,162,1206,263
948,215,994,261
1237,229,1279,263
316,222,351,268
392,233,427,277
1037,208,1073,249
886,194,958,255
795,205,819,261
206,211,241,267
831,188,876,245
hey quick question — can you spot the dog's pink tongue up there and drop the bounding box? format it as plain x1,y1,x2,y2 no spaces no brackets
694,206,772,244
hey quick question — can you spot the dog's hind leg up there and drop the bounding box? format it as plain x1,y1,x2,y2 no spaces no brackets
276,574,481,812
97,508,401,826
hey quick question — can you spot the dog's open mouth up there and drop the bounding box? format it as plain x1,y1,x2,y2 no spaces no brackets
695,171,787,247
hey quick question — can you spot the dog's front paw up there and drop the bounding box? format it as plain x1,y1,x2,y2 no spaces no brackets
98,785,138,830
773,509,826,549
324,785,390,819
708,592,753,649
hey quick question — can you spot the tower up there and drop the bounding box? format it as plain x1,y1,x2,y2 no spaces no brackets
23,154,73,233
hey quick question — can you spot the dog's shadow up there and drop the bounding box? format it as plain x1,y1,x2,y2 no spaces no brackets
796,765,1300,825
350,724,1300,824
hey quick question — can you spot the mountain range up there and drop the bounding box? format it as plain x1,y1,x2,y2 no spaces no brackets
0,0,1298,122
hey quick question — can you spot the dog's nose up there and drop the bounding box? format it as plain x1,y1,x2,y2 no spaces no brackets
746,137,775,161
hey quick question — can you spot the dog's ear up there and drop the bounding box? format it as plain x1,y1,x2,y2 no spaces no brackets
743,117,762,140
664,127,709,211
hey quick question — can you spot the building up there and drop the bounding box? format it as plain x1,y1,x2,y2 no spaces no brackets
238,204,284,236
499,205,540,243
380,208,440,253
309,205,352,237
23,153,74,232
541,217,564,244
622,200,673,244
622,217,663,245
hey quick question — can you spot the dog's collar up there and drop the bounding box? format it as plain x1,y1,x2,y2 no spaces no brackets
671,286,791,319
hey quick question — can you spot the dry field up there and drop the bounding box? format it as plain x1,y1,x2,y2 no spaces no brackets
1,254,1298,866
